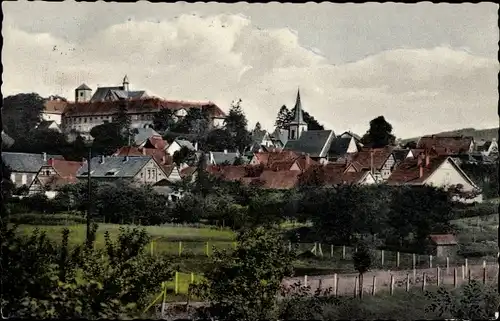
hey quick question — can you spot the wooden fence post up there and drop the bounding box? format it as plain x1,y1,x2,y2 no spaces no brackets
412,253,416,270
453,268,457,288
178,241,182,256
468,269,471,284
342,246,346,259
304,275,308,287
406,274,410,292
381,250,385,266
462,265,465,280
396,251,400,268
429,255,433,268
318,243,323,256
191,272,195,284
205,242,209,257
174,271,179,294
334,274,338,296
465,258,468,271
330,244,334,258
422,272,427,291
371,275,376,295
160,282,167,315
446,257,449,273
288,240,292,252
354,276,358,298
413,268,416,283
150,241,154,256
318,278,323,291
437,267,440,287
390,275,394,296
483,265,487,284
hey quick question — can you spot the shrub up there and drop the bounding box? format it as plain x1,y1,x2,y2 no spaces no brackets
7,212,86,225
452,202,497,219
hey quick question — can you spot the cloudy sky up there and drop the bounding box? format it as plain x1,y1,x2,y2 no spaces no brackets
2,1,499,138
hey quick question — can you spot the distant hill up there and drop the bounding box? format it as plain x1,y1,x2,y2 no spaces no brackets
400,127,499,145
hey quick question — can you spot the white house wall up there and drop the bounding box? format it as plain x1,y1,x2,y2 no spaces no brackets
166,142,182,155
42,113,62,125
135,159,168,184
346,138,358,153
167,167,182,182
360,174,376,185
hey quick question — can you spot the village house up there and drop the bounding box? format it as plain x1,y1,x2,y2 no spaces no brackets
112,146,181,182
474,138,498,157
338,131,364,147
165,138,197,155
132,128,167,149
206,150,243,166
2,152,65,187
327,136,359,162
248,129,276,153
321,163,377,186
249,150,316,172
28,159,83,198
36,120,62,133
386,152,483,203
416,135,474,155
61,76,226,140
343,147,396,183
269,128,288,148
76,155,173,186
42,95,67,125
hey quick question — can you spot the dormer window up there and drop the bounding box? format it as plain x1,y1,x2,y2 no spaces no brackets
105,169,119,176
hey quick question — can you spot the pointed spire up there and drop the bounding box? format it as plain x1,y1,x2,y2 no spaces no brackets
123,74,129,84
290,87,306,125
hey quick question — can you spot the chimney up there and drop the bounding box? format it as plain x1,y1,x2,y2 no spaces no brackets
123,156,129,162
306,153,310,167
48,158,54,167
224,149,228,154
162,155,166,165
425,153,430,167
100,155,105,164
43,152,47,162
419,165,423,178
417,154,423,166
142,148,146,156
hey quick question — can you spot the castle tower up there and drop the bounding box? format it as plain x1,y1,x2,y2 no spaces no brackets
122,75,129,92
74,83,92,103
288,88,308,140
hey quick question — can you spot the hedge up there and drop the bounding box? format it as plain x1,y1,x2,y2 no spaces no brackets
452,202,498,220
7,212,87,225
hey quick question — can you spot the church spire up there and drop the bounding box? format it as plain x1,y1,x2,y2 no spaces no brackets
290,88,306,125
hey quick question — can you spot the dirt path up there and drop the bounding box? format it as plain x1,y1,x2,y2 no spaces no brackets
282,264,499,296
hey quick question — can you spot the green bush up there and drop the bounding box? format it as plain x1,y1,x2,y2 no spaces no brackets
7,212,86,225
453,202,497,219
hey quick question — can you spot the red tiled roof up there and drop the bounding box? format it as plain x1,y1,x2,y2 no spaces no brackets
41,159,83,188
148,136,168,150
386,155,448,185
253,150,315,171
270,160,298,171
180,166,196,177
44,100,68,114
429,234,458,245
113,146,174,175
417,136,473,155
63,97,226,118
348,147,394,170
259,170,300,189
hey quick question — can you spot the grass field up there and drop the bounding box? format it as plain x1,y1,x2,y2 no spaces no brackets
451,213,498,260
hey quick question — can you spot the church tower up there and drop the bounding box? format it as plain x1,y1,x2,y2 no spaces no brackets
74,83,92,103
288,88,308,140
122,75,129,92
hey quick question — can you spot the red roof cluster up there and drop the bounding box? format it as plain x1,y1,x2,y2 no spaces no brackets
63,97,226,118
417,135,473,155
42,159,83,187
301,163,369,186
347,147,394,170
252,150,316,171
386,154,448,185
113,146,175,175
44,100,68,114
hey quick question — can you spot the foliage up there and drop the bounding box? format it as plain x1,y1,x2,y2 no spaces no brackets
352,239,374,298
2,93,45,142
172,146,196,166
90,123,126,156
361,116,396,148
193,227,294,321
425,281,499,319
459,160,498,199
7,212,87,225
152,108,175,133
1,224,174,319
170,193,206,224
223,99,252,152
114,101,132,137
203,128,234,152
274,105,291,130
278,282,338,320
173,108,210,141
298,164,326,187
275,104,325,131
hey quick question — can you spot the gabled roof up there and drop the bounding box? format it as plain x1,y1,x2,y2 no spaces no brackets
2,152,64,173
113,146,173,165
76,83,92,90
416,135,473,155
174,139,196,151
339,131,362,142
180,166,197,178
429,234,458,245
348,147,394,170
392,149,412,163
36,120,60,132
1,131,15,148
259,170,300,189
284,130,335,158
290,89,306,125
328,137,354,158
76,156,153,178
210,151,240,165
270,128,288,146
35,159,83,188
133,128,162,146
44,99,68,114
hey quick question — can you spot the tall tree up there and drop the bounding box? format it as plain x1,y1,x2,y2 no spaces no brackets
2,93,45,142
253,122,262,133
274,105,291,130
152,108,175,133
224,99,251,152
361,116,396,148
303,111,324,130
114,101,132,144
90,123,125,156
193,227,294,321
352,239,373,299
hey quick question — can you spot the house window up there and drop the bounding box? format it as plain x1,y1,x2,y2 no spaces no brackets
45,170,50,175
291,130,296,139
84,118,87,123
79,92,84,97
147,169,151,179
140,172,143,178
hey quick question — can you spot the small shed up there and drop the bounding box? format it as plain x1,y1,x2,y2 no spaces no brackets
428,234,458,258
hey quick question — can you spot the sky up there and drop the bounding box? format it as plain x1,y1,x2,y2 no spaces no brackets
2,1,499,139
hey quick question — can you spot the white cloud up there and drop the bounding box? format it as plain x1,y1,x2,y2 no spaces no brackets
2,13,498,139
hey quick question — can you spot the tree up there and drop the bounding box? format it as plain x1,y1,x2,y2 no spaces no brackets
203,128,234,152
65,134,89,161
361,116,396,148
224,99,252,152
275,105,291,130
90,123,126,156
172,146,196,166
303,111,324,130
152,108,175,133
298,165,326,188
352,240,373,298
193,227,294,321
403,141,417,149
1,158,14,218
253,122,262,133
173,108,210,140
2,93,45,142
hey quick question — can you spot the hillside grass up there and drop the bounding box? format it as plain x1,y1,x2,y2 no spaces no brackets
400,127,499,144
451,213,498,261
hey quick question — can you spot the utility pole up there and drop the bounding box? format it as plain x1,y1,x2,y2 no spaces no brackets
86,146,92,242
